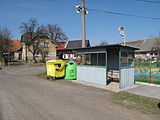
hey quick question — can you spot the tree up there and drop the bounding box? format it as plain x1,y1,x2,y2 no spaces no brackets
35,25,49,62
47,24,68,43
20,18,68,63
0,27,12,65
20,18,39,62
151,37,160,57
99,40,108,46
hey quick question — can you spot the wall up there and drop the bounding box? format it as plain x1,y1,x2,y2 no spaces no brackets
27,37,56,61
77,66,107,85
120,67,135,88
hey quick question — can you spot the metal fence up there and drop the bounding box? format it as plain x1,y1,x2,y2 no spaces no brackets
135,60,160,85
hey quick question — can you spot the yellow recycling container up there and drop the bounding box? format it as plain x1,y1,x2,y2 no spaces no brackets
46,60,66,79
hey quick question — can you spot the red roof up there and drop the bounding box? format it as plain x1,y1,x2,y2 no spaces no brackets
9,40,22,52
56,45,65,49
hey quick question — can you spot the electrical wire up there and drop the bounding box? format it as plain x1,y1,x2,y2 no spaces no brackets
86,8,160,21
137,0,160,3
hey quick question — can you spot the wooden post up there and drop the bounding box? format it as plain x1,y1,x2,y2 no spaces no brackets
150,67,152,84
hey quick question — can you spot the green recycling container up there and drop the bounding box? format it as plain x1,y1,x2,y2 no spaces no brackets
65,61,77,79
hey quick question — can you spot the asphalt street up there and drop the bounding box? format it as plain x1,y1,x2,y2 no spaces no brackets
0,65,159,120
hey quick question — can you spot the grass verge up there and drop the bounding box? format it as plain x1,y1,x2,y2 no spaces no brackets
135,76,160,85
36,72,48,80
36,72,65,81
112,91,160,115
28,62,45,67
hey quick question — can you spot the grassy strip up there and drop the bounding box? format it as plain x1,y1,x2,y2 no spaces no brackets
28,62,45,67
135,76,160,85
36,72,65,81
112,91,160,115
36,72,48,80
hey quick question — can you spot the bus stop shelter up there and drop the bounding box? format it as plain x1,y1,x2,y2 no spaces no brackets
57,44,138,88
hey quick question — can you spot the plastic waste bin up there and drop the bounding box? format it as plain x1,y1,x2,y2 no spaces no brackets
46,60,66,79
65,61,77,79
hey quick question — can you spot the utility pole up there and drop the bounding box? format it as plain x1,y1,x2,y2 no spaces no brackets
82,0,86,47
76,0,88,64
76,0,88,48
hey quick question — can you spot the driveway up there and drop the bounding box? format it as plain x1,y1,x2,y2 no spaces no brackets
0,65,159,120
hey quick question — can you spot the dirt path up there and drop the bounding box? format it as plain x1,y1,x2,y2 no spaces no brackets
0,65,159,120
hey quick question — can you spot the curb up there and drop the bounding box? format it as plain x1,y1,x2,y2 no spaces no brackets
71,80,123,93
136,82,160,87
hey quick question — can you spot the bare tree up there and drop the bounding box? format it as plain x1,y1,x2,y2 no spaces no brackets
36,24,68,62
47,24,68,43
0,27,12,65
36,25,49,62
99,40,108,46
20,19,68,63
20,18,39,62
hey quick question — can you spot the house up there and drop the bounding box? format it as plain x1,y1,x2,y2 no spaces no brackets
9,40,22,61
57,40,90,59
21,34,57,62
123,37,160,60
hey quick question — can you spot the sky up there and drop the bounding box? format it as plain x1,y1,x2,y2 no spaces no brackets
0,0,160,45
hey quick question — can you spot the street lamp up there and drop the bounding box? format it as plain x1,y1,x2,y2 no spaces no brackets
118,26,127,46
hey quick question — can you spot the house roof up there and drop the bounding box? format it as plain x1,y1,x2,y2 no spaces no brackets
9,40,22,52
125,37,159,53
65,40,90,49
56,45,66,49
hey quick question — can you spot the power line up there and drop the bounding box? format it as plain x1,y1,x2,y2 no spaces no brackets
86,8,160,21
137,0,160,3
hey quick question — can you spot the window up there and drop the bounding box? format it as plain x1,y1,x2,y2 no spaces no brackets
128,52,134,66
44,42,49,48
121,52,134,67
34,42,39,46
121,52,128,67
35,52,39,57
44,52,49,57
37,42,49,48
78,53,106,66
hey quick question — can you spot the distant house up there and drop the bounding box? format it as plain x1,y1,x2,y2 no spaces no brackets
56,42,67,50
65,40,90,49
9,40,22,61
57,40,90,59
21,34,57,62
124,37,160,60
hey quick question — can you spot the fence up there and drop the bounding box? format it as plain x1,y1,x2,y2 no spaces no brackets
135,61,160,85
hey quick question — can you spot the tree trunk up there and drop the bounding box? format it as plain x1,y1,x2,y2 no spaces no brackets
26,46,28,61
33,52,37,63
41,52,45,63
0,51,2,66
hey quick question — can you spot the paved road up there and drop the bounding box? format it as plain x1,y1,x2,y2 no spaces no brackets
0,65,159,120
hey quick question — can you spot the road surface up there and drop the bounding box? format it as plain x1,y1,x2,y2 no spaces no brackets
0,65,159,120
